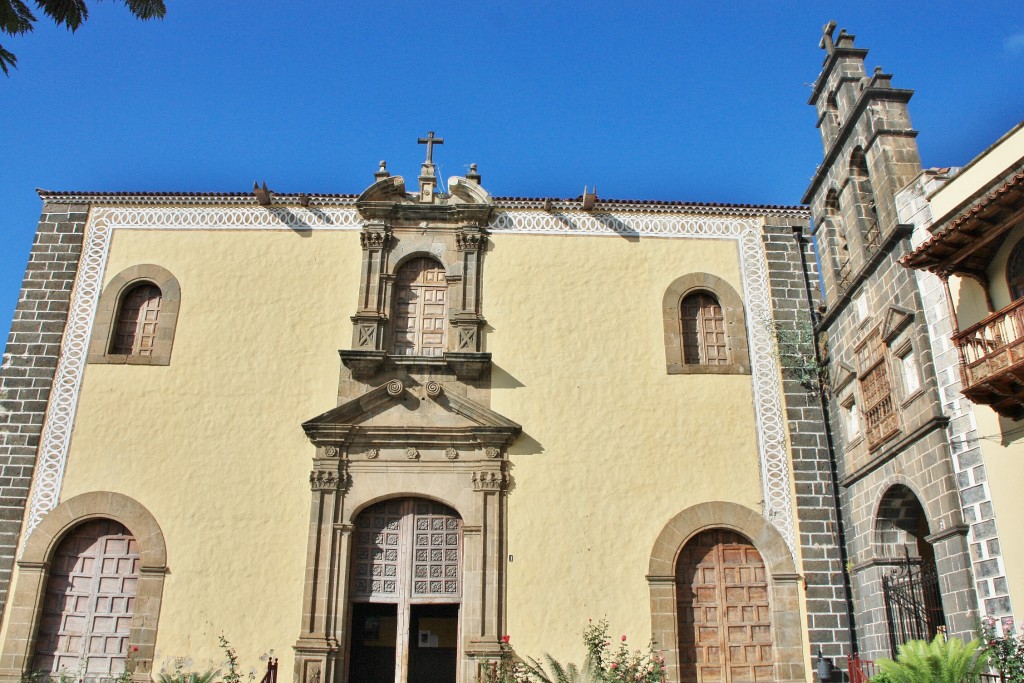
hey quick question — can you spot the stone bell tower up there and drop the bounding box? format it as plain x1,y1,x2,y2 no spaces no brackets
804,24,979,659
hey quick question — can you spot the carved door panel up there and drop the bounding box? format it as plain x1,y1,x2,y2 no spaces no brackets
676,530,773,683
392,258,447,357
34,520,140,681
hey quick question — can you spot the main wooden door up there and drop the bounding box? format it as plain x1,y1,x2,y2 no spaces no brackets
392,258,448,357
348,499,461,683
34,519,140,681
676,530,773,683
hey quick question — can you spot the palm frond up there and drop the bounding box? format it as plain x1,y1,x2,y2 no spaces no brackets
1,0,36,36
119,0,164,20
36,0,89,32
876,635,990,683
0,42,16,74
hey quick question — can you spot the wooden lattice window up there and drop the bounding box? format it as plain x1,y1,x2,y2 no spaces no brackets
681,292,727,365
110,283,162,356
1007,238,1024,301
392,258,448,357
33,520,139,681
857,329,899,449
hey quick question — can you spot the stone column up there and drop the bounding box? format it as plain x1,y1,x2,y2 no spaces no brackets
451,229,487,352
351,223,392,350
463,465,505,679
294,450,344,683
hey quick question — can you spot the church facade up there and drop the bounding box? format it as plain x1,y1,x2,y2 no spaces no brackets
0,140,850,683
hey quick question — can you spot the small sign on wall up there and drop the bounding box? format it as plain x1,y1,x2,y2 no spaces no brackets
418,630,439,648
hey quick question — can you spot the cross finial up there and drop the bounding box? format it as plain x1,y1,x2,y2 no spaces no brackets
820,20,837,52
418,131,444,164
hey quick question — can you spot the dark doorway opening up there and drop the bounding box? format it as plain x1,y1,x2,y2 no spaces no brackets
349,602,398,683
408,603,459,683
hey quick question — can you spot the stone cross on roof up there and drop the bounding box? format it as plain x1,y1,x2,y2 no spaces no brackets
418,131,444,164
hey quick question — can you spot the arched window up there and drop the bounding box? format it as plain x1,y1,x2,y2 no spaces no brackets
392,257,448,357
849,147,879,247
89,265,181,365
824,189,851,287
680,291,727,365
111,283,162,356
662,274,749,375
1007,238,1024,301
33,519,139,680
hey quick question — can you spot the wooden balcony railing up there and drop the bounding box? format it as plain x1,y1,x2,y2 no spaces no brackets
953,297,1024,418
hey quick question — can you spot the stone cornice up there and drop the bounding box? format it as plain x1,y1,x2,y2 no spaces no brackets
38,190,808,218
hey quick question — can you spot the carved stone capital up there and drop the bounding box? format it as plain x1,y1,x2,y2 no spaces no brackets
359,228,392,250
456,231,487,251
310,469,342,491
472,471,505,491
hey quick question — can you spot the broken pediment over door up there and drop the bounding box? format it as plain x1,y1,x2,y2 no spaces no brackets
302,378,521,459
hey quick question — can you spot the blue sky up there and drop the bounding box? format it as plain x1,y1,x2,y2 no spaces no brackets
1,1,1022,345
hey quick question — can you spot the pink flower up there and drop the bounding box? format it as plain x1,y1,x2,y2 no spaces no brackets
501,635,511,644
131,646,139,652
621,635,627,641
610,663,618,670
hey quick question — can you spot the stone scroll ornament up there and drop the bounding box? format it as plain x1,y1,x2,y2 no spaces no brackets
22,204,797,556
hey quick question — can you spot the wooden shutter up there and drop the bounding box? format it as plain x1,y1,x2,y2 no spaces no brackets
681,293,728,365
392,258,448,357
111,284,162,355
857,329,898,449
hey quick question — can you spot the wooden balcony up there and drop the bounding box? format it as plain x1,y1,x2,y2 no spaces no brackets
953,297,1024,418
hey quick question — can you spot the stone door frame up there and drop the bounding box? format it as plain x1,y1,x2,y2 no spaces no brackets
0,492,167,683
647,501,805,683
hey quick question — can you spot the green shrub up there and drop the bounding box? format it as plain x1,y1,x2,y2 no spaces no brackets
876,634,990,683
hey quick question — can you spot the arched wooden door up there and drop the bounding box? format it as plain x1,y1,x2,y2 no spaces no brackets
348,499,462,683
676,530,773,683
33,519,140,680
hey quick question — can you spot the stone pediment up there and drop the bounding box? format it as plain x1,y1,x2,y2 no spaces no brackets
881,306,914,343
302,379,520,451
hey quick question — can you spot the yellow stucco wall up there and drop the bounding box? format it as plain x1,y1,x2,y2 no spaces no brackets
3,223,805,676
486,235,769,661
929,121,1024,222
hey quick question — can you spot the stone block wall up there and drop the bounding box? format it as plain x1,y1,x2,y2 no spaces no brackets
0,202,87,618
762,220,855,668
